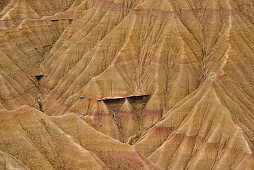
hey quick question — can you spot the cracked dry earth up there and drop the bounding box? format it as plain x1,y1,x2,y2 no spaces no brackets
0,0,254,169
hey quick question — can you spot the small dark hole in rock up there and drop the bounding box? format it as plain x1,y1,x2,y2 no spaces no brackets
50,19,59,22
35,75,44,81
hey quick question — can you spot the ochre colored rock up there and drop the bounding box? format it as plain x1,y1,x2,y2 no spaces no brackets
0,0,254,169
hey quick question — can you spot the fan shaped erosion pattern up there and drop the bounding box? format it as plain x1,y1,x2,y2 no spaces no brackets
0,0,254,169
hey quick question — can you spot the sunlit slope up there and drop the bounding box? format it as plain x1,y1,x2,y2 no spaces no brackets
0,151,29,170
0,0,254,169
0,19,70,110
37,0,253,140
0,0,83,27
0,105,159,169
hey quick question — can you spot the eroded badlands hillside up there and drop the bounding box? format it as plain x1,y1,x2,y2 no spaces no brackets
0,0,254,169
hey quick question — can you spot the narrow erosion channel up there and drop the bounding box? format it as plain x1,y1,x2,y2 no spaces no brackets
35,74,44,112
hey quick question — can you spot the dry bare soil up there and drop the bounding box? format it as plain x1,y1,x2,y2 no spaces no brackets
0,0,254,169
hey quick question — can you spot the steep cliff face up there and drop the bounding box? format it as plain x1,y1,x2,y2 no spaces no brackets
0,0,254,169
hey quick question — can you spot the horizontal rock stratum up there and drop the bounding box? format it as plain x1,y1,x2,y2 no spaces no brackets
0,0,254,169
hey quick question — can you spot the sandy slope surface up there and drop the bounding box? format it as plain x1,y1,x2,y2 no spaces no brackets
0,0,254,169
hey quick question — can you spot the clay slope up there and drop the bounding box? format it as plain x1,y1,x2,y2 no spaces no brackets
0,105,159,169
0,0,84,28
0,0,254,169
135,79,254,169
0,18,71,110
0,151,29,170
